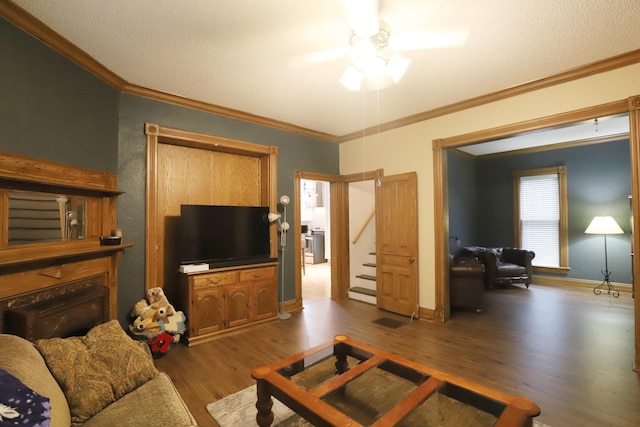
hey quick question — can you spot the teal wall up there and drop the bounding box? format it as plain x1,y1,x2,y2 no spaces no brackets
1,17,339,324
0,18,119,171
446,149,477,255
448,138,632,283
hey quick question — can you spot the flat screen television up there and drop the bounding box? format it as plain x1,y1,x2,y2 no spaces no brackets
179,205,275,268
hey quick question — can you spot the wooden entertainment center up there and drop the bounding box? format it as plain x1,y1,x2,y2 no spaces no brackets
179,262,278,346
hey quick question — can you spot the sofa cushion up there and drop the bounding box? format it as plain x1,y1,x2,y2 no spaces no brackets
35,320,159,426
82,373,197,427
495,262,527,276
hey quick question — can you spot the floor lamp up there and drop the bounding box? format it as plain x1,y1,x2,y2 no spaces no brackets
585,216,624,298
269,195,291,320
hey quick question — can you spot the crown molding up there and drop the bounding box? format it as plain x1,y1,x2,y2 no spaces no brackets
123,84,339,142
338,49,640,143
3,0,639,145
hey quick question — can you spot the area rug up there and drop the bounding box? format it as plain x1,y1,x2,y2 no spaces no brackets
207,384,552,427
371,317,408,329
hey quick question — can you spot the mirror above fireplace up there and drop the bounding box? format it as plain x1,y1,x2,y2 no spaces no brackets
8,191,86,245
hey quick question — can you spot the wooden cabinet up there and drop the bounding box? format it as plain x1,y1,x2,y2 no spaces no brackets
180,262,278,346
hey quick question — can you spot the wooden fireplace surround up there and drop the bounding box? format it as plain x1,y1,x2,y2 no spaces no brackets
0,150,132,337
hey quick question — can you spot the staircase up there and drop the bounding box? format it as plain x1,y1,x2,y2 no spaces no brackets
348,252,377,305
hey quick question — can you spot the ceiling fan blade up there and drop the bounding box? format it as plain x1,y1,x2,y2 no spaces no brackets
389,27,469,51
288,47,347,68
344,0,380,37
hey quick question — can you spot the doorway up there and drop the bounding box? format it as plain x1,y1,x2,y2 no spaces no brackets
433,99,639,328
300,178,331,304
347,179,377,304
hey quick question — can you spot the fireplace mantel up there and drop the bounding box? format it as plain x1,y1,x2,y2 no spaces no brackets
0,150,131,326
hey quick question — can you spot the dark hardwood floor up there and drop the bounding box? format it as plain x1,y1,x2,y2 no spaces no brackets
155,284,639,427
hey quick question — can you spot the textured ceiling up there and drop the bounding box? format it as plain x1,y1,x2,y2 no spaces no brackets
10,0,640,139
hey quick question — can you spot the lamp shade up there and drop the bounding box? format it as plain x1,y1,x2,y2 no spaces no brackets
584,216,624,235
267,212,281,223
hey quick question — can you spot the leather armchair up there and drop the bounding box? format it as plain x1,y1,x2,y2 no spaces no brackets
463,246,535,289
449,255,485,312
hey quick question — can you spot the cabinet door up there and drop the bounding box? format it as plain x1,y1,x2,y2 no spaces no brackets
193,287,225,335
225,283,251,328
252,280,277,321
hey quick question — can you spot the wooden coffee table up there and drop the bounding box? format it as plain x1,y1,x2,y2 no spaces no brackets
251,335,540,427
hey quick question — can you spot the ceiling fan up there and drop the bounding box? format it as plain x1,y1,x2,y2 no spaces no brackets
308,0,469,90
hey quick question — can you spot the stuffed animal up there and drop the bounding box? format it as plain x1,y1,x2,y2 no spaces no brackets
147,332,174,357
129,299,150,318
129,300,164,338
132,317,161,334
130,299,166,323
146,287,176,318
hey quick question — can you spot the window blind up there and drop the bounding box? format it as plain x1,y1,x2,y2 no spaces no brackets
520,173,559,267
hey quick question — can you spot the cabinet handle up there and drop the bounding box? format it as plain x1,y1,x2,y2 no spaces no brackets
207,278,221,285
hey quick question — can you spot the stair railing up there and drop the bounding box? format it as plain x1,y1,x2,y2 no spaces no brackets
352,209,375,244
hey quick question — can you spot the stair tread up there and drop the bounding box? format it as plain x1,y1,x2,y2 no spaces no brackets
362,262,376,268
349,286,377,296
356,274,376,281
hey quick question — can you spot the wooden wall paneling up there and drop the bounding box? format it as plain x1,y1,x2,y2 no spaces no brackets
156,143,211,293
145,127,160,291
210,151,262,205
267,148,279,257
145,123,278,309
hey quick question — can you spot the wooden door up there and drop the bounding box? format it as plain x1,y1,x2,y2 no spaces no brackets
225,283,251,328
251,281,277,321
193,287,225,335
375,172,419,317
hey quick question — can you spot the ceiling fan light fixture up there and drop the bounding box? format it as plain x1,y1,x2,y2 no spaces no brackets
350,37,377,69
386,55,410,83
339,67,364,91
365,56,388,77
340,21,410,90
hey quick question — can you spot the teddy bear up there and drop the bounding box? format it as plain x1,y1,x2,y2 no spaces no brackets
130,298,166,320
146,287,176,318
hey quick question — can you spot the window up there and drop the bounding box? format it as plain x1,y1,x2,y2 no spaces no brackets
514,166,568,272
